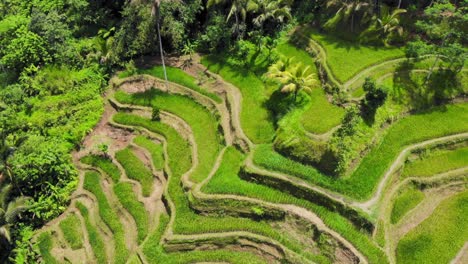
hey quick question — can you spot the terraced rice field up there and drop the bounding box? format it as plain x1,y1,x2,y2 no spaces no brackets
36,29,467,264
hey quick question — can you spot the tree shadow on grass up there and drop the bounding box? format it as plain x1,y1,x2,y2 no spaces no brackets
393,61,463,111
264,89,310,129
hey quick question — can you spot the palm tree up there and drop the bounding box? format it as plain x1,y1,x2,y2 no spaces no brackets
361,8,406,45
324,0,372,32
208,0,248,38
96,27,115,64
376,8,406,45
0,184,30,261
151,0,168,87
267,59,317,101
247,0,292,29
131,0,169,87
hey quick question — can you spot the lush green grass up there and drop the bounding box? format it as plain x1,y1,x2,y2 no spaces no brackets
402,146,468,178
203,147,387,264
301,88,345,134
115,89,222,183
112,113,320,262
349,57,436,97
253,103,468,200
37,232,59,264
276,40,318,76
59,214,84,250
275,38,345,134
81,155,121,182
114,182,148,243
133,135,165,170
83,171,129,264
390,187,425,224
144,214,266,264
159,249,268,264
144,213,266,264
76,202,107,264
201,55,276,144
142,213,170,262
119,65,222,103
301,26,404,83
396,191,468,264
115,148,154,196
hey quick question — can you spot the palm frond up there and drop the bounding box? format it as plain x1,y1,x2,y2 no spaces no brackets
5,196,31,224
281,83,297,93
0,226,11,242
0,184,12,210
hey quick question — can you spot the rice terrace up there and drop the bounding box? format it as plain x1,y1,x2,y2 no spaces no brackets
0,0,467,264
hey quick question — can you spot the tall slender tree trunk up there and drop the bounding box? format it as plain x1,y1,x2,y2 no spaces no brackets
397,0,402,9
423,54,439,86
152,0,168,88
235,12,240,39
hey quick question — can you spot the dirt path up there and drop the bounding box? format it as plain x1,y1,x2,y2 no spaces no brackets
376,68,468,84
304,125,340,141
451,242,468,264
343,57,408,90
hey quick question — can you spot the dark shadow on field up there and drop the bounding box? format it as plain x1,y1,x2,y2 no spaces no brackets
264,89,309,128
393,61,463,110
295,24,396,52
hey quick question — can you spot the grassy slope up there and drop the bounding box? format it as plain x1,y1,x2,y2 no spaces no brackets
202,40,345,139
203,147,386,264
81,155,121,182
134,135,165,170
402,146,468,178
254,103,468,200
114,182,148,243
76,202,107,263
59,214,84,250
396,191,468,264
115,148,154,196
37,232,59,264
119,65,222,103
302,27,404,83
112,113,317,261
142,213,267,264
390,187,425,224
83,171,128,264
115,90,222,183
276,39,345,134
201,55,276,143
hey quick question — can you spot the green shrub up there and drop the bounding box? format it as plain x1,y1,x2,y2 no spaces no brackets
151,106,160,121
